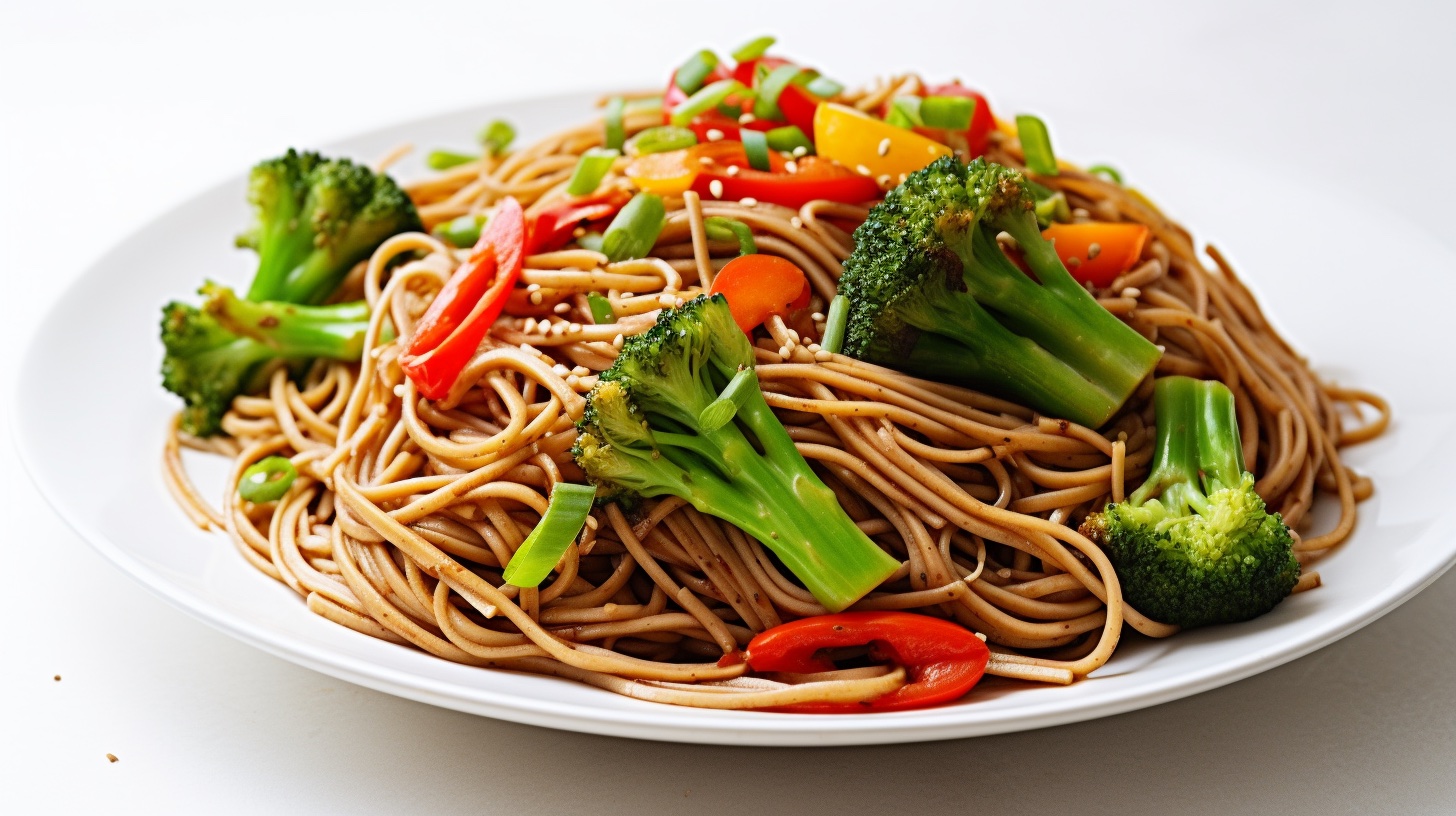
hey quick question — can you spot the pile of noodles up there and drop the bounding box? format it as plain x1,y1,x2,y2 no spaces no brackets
164,76,1389,709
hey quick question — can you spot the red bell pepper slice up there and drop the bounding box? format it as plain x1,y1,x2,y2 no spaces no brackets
400,197,526,400
744,611,990,713
692,154,881,209
1042,222,1150,288
733,57,822,137
526,189,632,255
707,254,810,333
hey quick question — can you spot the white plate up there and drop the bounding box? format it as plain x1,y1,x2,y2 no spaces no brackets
14,92,1456,746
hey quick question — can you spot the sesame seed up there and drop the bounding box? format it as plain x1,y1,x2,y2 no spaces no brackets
974,632,988,642
567,323,582,334
553,302,571,314
777,346,791,358
927,144,939,155
792,145,809,158
1155,344,1167,353
726,165,740,177
572,226,586,238
698,156,715,166
709,179,724,198
1066,257,1081,269
612,333,625,349
897,173,908,183
877,137,891,157
571,365,590,376
520,343,536,353
526,283,541,292
786,329,800,344
529,291,543,305
806,343,822,353
1121,287,1142,299
674,297,685,308
738,112,756,124
585,515,599,530
392,384,406,398
877,174,892,188
790,216,803,229
814,350,832,362
739,197,758,207
368,346,383,359
552,364,571,376
706,128,725,142
658,293,676,307
785,160,798,174
855,164,871,176
565,375,579,388
810,312,825,322
524,318,538,333
551,322,567,336
1087,242,1102,260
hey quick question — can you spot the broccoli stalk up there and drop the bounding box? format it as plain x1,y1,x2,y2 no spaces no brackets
839,155,1161,428
237,149,421,305
161,285,376,436
573,294,900,612
1080,376,1301,628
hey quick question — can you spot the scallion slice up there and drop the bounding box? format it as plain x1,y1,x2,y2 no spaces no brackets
433,213,486,247
478,120,516,156
624,96,665,117
742,129,771,171
1087,164,1124,184
629,125,698,156
764,125,813,154
885,96,923,129
670,79,743,128
820,295,849,355
921,95,975,130
804,75,844,99
586,292,615,325
565,148,619,196
703,216,757,256
425,150,476,171
501,483,598,588
753,64,804,120
698,368,761,432
601,192,665,262
604,96,626,151
675,50,720,95
238,456,297,503
1016,114,1058,176
731,35,776,62
578,232,606,253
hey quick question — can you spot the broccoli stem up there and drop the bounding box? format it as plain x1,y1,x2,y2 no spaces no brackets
1129,376,1246,512
203,284,377,359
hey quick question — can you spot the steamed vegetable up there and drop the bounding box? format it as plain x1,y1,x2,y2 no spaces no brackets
836,155,1161,428
1080,377,1301,628
572,294,900,612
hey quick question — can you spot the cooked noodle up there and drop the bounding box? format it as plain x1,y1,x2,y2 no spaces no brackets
164,78,1387,707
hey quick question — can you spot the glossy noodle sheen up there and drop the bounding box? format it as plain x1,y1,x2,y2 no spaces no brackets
163,77,1388,709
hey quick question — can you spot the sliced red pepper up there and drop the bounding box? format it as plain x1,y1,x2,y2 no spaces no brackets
526,189,631,255
1043,222,1150,288
733,57,822,136
708,254,810,333
693,155,880,209
745,611,990,713
400,197,526,400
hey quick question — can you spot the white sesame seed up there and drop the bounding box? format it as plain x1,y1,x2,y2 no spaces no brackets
1121,287,1142,299
520,343,536,353
706,128,725,142
786,329,800,344
698,156,715,166
709,179,724,199
585,515,599,530
855,164,872,176
612,333,625,349
529,291,543,305
877,174,892,188
526,283,541,292
565,375,579,388
974,631,988,642
1155,344,1167,353
785,160,798,174
1087,242,1102,260
806,343,822,353
738,112,756,124
553,302,571,314
897,173,908,184
777,345,791,358
739,197,758,207
658,293,676,307
792,145,809,158
392,384,406,398
877,137,892,157
571,365,589,376
790,216,804,229
725,165,740,177
568,323,583,334
552,364,571,376
369,346,383,359
524,318,538,333
927,144,939,155
551,322,567,336
572,226,586,238
810,312,824,322
814,349,832,362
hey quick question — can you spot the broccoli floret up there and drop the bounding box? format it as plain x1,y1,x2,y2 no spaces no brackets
573,294,900,612
238,149,421,305
161,284,377,436
1080,376,1300,628
838,155,1161,428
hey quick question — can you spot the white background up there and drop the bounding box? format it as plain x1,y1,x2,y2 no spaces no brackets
3,0,1454,812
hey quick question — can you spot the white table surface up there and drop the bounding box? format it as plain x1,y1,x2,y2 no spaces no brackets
4,1,1454,812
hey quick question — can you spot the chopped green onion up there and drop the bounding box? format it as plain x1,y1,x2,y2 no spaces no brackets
675,50,720,95
624,96,665,116
433,213,487,247
1034,191,1071,227
1087,164,1124,184
764,125,813,154
742,129,771,171
478,120,515,157
804,75,844,99
239,456,297,503
629,125,698,155
885,96,923,129
731,35,776,62
601,192,665,262
565,148,619,196
820,295,849,355
586,292,615,325
501,483,598,588
753,64,804,121
670,79,743,128
703,216,757,256
1016,114,1058,176
604,96,626,151
698,368,760,432
425,150,476,171
921,96,975,130
578,232,606,253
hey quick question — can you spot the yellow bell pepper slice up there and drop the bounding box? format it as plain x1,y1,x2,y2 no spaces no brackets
813,102,952,185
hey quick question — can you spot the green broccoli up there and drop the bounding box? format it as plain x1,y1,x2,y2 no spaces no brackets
837,155,1161,428
573,294,900,612
161,284,377,436
1079,376,1301,628
237,149,421,305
